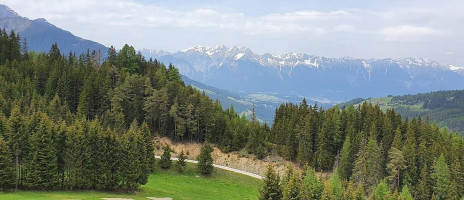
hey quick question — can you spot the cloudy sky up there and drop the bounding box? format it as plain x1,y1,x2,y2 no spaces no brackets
2,0,463,65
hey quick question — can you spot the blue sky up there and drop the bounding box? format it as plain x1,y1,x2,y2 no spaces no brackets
1,0,463,65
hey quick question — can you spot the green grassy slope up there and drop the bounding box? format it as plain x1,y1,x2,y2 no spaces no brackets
0,163,262,200
339,90,464,135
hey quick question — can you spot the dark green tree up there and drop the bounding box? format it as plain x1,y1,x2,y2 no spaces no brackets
160,145,172,169
299,167,323,200
399,185,413,200
431,154,451,200
197,142,214,175
176,150,186,173
386,147,406,191
25,116,59,189
259,164,282,200
338,135,353,180
117,44,138,74
0,136,15,190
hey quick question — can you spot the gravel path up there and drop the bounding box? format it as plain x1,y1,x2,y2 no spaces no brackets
154,156,263,179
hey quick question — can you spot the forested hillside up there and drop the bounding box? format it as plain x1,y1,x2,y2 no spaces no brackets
1,29,464,199
0,30,268,190
267,100,464,199
340,90,464,135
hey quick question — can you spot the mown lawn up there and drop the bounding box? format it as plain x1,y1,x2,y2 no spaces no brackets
0,163,262,200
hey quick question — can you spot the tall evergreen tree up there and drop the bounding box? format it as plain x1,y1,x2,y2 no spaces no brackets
431,154,451,200
386,147,406,191
197,142,214,175
25,116,59,189
282,170,301,200
259,164,282,200
338,135,353,180
176,150,186,173
160,145,172,169
0,136,15,190
299,167,323,200
399,185,413,200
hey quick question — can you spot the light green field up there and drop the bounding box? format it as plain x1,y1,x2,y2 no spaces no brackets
0,163,262,200
364,97,426,112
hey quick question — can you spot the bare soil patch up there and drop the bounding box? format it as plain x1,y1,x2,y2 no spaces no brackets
153,137,300,177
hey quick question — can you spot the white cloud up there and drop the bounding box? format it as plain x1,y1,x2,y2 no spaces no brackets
1,0,464,65
381,25,449,40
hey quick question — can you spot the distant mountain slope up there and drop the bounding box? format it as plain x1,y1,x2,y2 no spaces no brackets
182,75,331,124
142,45,464,103
0,4,107,56
339,90,464,135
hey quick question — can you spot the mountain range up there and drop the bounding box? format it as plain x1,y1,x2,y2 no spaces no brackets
142,45,464,104
0,5,107,56
2,4,464,123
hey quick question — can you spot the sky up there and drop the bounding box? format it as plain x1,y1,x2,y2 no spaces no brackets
1,0,464,65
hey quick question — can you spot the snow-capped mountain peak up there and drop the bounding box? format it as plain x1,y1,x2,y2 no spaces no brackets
141,44,464,103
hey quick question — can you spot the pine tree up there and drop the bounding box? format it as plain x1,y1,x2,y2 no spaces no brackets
282,170,301,200
176,150,186,173
447,181,460,200
197,142,214,175
321,181,335,200
354,183,366,200
416,164,431,200
353,137,383,193
402,123,417,186
139,122,155,172
25,116,59,189
431,154,451,200
259,164,282,200
371,180,391,200
0,136,15,190
386,147,406,190
120,129,142,190
160,145,171,169
299,167,323,200
399,185,413,200
338,135,353,180
329,170,343,199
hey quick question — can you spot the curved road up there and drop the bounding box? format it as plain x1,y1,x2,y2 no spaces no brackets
155,155,263,180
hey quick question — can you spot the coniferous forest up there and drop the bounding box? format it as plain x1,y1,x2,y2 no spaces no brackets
1,30,464,199
0,30,268,191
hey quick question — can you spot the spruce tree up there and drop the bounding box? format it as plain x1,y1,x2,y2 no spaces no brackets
197,142,214,175
329,170,343,199
160,145,172,169
371,180,390,200
299,167,323,200
386,147,406,190
120,129,142,190
282,170,301,200
321,181,335,200
354,183,366,200
399,185,413,200
0,136,15,190
140,122,155,172
416,164,431,200
176,150,186,173
353,137,383,193
25,116,59,189
259,164,282,200
447,181,460,200
338,135,353,180
431,154,451,200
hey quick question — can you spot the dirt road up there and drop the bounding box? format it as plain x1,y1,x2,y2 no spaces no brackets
154,155,263,179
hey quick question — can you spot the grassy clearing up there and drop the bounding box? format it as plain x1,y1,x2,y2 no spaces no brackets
0,162,262,200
